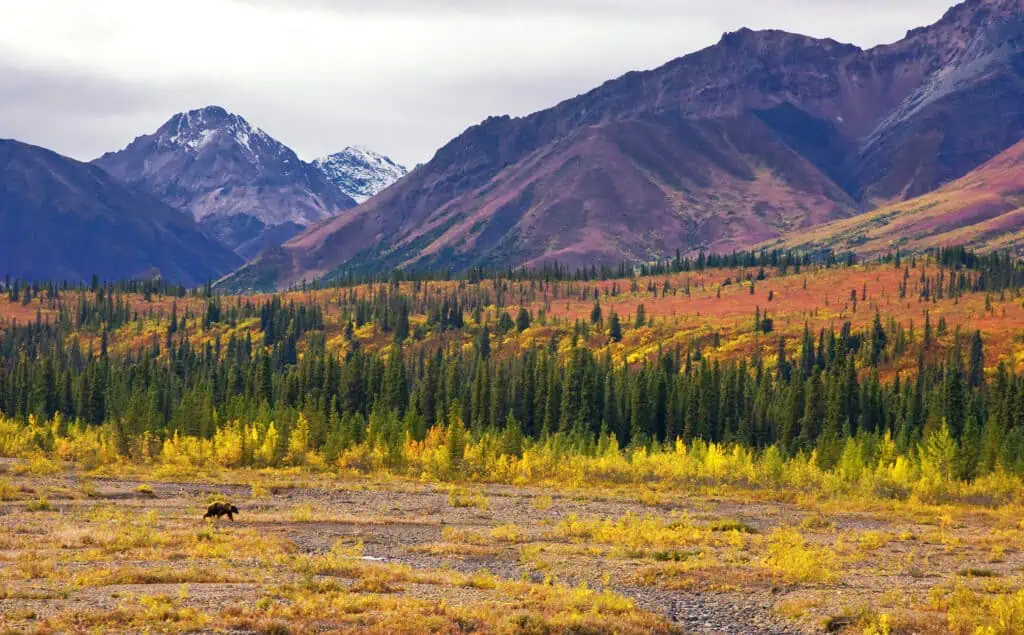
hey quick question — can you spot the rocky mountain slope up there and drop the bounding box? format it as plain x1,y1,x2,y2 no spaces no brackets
763,139,1024,257
93,106,356,259
312,146,408,203
0,139,241,285
225,0,1024,290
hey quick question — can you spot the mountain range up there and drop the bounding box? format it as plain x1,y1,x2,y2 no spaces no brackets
2,0,1021,288
225,0,1024,290
0,105,408,285
0,138,240,286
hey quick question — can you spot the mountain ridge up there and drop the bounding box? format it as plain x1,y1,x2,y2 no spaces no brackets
760,139,1024,257
0,138,241,285
223,0,1023,290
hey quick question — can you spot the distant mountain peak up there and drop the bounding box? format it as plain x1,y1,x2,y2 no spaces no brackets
905,0,1021,38
153,106,275,163
942,0,1023,20
313,146,408,203
93,107,356,257
716,27,859,56
173,105,239,128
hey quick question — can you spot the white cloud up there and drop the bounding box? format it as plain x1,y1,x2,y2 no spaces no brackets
0,0,956,166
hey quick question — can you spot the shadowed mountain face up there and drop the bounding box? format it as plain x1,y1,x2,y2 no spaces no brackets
0,139,241,285
224,0,1024,290
764,139,1024,257
93,106,356,258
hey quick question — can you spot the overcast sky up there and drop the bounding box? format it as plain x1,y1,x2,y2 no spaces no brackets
0,0,956,167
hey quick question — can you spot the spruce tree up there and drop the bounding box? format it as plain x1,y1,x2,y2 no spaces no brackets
608,313,622,343
967,330,985,388
477,326,491,359
516,308,531,332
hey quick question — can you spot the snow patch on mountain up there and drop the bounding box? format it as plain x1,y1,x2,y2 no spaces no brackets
152,106,292,170
313,146,408,203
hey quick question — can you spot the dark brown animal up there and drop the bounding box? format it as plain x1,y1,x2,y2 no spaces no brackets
204,502,239,520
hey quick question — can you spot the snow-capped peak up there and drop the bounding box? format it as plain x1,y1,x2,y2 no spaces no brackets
313,146,408,203
93,106,357,250
159,106,276,162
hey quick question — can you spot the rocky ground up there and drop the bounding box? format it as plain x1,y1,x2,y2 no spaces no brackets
0,460,1017,633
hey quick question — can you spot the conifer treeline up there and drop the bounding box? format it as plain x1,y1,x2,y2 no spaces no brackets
0,249,1021,479
304,248,824,289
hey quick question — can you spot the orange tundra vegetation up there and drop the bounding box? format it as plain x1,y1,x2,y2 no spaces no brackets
6,255,1018,375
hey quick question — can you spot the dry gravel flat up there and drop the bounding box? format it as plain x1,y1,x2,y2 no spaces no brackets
0,464,1014,633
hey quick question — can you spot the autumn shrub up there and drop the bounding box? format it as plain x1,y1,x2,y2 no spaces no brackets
52,419,121,468
26,495,53,512
0,477,18,501
531,494,554,510
938,584,1024,634
79,480,100,498
555,512,709,552
12,454,62,476
0,415,34,456
490,524,526,543
447,486,489,511
14,552,54,580
762,528,838,584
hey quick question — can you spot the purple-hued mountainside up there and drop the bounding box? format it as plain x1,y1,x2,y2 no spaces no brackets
0,138,241,285
223,0,1024,290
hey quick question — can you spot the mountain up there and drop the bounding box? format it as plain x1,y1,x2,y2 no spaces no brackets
93,106,356,259
224,0,1024,290
312,147,408,203
0,139,241,285
761,139,1024,257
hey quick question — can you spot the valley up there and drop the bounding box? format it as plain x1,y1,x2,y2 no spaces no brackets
0,251,1022,633
1,1,1024,633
